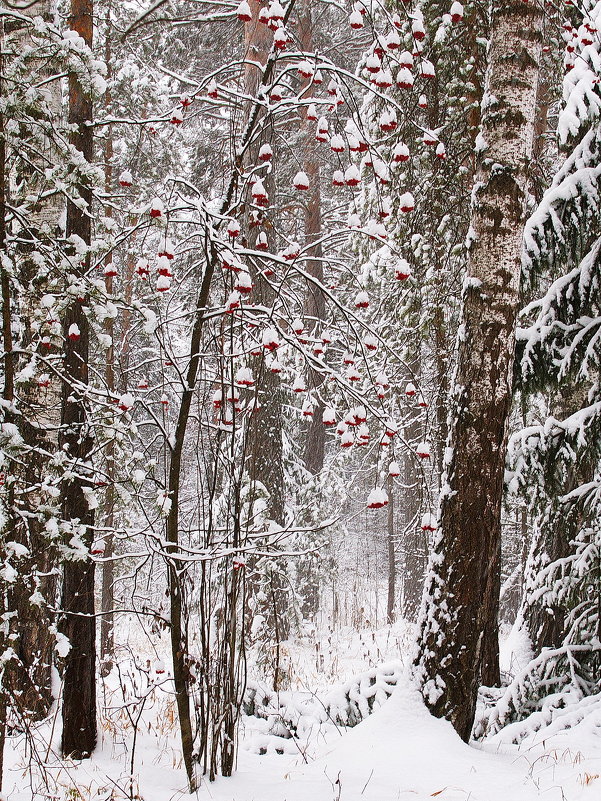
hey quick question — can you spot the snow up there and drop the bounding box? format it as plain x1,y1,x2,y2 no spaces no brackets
2,607,600,801
366,487,388,508
500,618,534,677
5,541,29,558
55,632,71,658
6,4,601,799
8,654,599,801
278,684,535,801
0,563,18,583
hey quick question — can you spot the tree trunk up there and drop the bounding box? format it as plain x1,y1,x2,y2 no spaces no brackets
2,0,62,725
481,535,501,686
164,266,215,790
243,7,285,524
299,0,326,476
242,11,289,668
0,18,12,406
412,1,542,741
60,0,97,759
386,474,395,625
0,17,9,789
401,401,424,622
302,171,326,475
100,11,115,673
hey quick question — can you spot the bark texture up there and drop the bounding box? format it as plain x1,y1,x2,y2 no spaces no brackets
242,12,290,690
0,17,8,789
100,14,116,671
412,1,542,741
60,0,97,759
386,474,396,625
402,385,426,622
243,5,285,527
298,0,326,476
2,0,62,724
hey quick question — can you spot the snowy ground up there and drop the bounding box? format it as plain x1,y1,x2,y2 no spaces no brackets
3,621,601,801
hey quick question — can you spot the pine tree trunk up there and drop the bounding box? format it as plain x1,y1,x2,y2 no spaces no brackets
242,12,289,671
302,171,326,475
412,1,542,741
2,0,62,724
244,19,291,690
243,11,285,525
299,0,326,476
60,0,97,759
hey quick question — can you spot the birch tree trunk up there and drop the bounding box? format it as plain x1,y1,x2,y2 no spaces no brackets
412,0,542,741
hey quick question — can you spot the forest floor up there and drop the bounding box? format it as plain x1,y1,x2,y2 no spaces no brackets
4,621,601,801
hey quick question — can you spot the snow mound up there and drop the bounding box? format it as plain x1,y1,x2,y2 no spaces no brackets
225,679,545,801
309,681,541,801
242,661,403,754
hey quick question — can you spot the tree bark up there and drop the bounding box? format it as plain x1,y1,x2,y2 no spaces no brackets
60,0,97,759
242,11,289,684
481,534,501,686
0,17,9,789
100,8,115,673
2,0,62,725
243,5,285,526
0,18,12,405
298,0,326,476
412,0,542,741
386,474,395,625
401,395,425,622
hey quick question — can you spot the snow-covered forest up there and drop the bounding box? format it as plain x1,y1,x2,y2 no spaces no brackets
1,0,600,798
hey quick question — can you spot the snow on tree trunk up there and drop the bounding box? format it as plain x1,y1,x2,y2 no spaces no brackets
412,0,543,741
242,9,290,694
2,0,62,724
60,0,97,760
100,24,115,672
0,17,9,789
243,6,285,528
